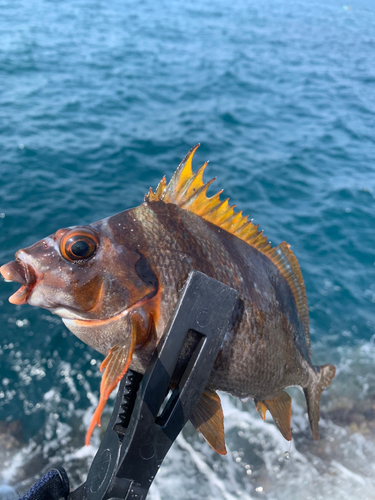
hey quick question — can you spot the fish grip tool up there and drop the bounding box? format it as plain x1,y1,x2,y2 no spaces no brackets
69,270,238,500
19,271,238,500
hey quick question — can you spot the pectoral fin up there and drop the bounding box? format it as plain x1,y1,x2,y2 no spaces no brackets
190,390,227,455
255,391,292,441
85,320,137,446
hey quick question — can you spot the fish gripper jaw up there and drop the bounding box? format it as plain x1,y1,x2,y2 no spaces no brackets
113,370,143,436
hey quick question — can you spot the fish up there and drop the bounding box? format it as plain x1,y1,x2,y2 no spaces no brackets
0,145,336,454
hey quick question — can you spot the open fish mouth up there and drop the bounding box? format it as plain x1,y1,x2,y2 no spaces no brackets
0,259,40,305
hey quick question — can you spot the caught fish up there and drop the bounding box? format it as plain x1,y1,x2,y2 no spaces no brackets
0,146,335,454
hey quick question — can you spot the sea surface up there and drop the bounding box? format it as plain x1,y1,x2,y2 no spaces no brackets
0,0,374,498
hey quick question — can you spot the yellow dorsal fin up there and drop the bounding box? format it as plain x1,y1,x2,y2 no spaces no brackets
145,145,310,349
147,176,167,202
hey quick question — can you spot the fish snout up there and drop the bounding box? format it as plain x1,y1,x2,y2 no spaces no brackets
0,257,39,305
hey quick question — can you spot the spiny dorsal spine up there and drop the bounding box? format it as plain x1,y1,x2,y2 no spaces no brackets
145,145,310,350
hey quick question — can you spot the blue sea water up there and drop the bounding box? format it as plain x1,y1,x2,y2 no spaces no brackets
0,0,375,498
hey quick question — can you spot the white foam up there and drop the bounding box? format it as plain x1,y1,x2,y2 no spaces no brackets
2,343,375,499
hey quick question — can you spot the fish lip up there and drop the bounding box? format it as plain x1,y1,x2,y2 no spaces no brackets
0,259,29,285
9,284,31,305
0,254,43,305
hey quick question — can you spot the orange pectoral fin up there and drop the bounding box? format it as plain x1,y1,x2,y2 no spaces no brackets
85,328,136,446
255,392,292,441
190,390,227,455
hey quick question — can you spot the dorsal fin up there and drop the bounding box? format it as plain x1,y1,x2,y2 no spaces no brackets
145,145,310,350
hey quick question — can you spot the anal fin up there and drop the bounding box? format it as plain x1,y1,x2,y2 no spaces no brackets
190,390,227,455
255,391,292,441
255,401,268,420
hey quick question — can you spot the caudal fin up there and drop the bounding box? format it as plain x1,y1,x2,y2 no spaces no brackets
304,364,336,440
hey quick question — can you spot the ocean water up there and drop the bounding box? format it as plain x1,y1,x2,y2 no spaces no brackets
0,0,375,498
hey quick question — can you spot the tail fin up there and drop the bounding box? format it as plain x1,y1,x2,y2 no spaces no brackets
303,364,336,440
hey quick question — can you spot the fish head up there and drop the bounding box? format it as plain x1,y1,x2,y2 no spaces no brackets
0,214,158,353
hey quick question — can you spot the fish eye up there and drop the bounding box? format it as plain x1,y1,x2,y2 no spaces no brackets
60,228,99,262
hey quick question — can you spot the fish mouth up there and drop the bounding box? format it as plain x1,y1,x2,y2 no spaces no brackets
0,258,41,305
